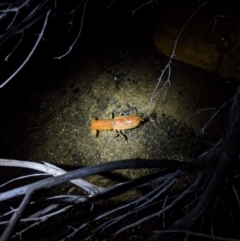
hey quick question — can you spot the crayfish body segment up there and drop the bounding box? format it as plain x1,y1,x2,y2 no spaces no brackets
91,114,144,139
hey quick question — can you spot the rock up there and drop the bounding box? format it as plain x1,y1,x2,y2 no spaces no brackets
153,6,240,79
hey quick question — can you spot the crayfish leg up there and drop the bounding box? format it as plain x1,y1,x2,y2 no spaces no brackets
106,112,114,119
114,130,127,141
92,129,99,138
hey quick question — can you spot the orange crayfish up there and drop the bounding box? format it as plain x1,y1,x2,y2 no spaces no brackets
91,113,144,140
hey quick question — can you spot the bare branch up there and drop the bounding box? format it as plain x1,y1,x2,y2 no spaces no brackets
54,0,89,60
0,8,51,88
149,2,208,105
0,158,104,195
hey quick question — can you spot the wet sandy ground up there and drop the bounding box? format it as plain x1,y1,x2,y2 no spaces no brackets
1,17,238,171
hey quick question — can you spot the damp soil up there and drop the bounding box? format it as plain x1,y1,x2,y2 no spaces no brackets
0,7,239,241
1,28,237,168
